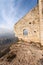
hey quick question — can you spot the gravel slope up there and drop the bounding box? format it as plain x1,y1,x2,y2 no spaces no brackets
0,42,43,65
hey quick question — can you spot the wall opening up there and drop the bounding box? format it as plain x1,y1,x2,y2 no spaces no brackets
23,29,28,35
29,22,31,24
34,31,36,33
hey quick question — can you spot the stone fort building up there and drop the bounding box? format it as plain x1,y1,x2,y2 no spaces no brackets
14,0,43,46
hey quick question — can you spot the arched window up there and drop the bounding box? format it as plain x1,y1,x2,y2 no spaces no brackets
23,29,28,35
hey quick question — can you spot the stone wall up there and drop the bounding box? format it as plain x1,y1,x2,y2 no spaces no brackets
14,5,40,42
39,0,43,45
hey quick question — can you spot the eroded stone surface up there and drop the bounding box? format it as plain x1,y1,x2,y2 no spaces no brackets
14,5,40,42
14,0,43,45
0,42,43,65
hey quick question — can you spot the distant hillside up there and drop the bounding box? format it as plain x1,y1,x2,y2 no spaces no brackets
0,28,19,51
0,36,19,51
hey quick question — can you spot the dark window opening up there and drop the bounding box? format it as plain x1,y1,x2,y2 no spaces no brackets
23,29,28,35
29,22,31,24
34,31,36,33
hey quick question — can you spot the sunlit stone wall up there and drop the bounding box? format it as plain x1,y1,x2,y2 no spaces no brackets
14,5,40,42
39,0,43,45
14,0,43,46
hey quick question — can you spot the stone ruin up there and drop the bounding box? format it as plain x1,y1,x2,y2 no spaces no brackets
14,0,43,46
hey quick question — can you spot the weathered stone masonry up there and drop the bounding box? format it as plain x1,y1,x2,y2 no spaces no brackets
14,0,43,45
39,0,43,45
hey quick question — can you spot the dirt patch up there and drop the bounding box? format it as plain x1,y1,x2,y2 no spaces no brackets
40,58,43,65
0,48,10,58
7,53,16,62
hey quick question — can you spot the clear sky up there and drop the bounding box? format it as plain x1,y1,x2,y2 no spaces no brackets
0,0,37,31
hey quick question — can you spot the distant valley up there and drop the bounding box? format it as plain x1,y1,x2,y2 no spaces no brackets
0,28,19,51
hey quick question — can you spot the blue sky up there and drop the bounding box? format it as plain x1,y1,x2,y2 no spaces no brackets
0,0,37,31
